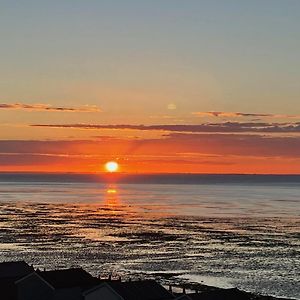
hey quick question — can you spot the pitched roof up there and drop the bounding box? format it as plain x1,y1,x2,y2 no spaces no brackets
37,268,100,289
15,271,54,289
105,280,174,300
0,261,34,279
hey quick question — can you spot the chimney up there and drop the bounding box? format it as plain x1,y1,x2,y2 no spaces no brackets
182,287,186,294
168,285,172,293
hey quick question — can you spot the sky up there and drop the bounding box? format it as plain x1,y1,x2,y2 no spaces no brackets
1,0,300,173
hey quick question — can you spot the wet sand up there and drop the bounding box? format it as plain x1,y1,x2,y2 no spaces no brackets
0,199,299,299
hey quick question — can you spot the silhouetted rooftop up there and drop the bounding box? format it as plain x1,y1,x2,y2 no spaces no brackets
105,280,174,300
188,288,252,300
0,261,34,279
37,268,100,289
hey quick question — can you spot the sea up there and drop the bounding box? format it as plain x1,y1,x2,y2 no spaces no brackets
0,173,299,299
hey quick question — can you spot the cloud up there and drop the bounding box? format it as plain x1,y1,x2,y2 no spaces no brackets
0,103,101,112
163,133,300,158
30,122,300,133
2,133,300,159
193,111,300,119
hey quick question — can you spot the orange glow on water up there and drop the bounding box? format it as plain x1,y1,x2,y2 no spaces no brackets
106,188,117,194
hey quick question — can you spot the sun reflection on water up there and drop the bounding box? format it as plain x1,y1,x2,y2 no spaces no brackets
106,188,117,194
104,186,121,209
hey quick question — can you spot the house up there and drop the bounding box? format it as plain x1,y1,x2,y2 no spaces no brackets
0,261,34,279
37,268,101,289
15,272,54,300
0,261,35,300
83,280,175,300
3,267,102,300
37,268,103,300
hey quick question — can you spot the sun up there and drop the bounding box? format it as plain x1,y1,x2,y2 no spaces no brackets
105,161,119,173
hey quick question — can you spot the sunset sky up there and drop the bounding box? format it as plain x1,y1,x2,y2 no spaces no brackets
1,1,300,173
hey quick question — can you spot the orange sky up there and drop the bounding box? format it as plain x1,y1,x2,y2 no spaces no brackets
1,2,300,174
1,131,300,174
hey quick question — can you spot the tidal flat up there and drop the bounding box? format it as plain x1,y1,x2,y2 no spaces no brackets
0,179,299,299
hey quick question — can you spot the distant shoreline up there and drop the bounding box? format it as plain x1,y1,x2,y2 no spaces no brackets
1,171,300,175
1,172,300,185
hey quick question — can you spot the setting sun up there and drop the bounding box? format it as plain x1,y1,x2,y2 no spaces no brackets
105,161,119,173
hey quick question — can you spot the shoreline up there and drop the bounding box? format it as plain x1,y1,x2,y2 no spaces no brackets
121,271,298,300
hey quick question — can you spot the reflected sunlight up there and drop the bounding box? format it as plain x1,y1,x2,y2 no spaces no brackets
106,188,117,194
104,186,121,209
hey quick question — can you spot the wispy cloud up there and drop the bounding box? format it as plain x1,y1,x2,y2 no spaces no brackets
31,122,300,133
164,133,300,158
193,111,300,119
1,134,300,173
0,103,101,112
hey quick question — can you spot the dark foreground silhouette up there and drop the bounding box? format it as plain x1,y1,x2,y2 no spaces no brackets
0,261,295,300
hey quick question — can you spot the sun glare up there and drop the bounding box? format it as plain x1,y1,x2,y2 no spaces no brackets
105,161,119,173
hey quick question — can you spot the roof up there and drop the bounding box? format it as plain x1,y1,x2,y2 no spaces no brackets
0,261,34,279
103,280,174,300
0,277,18,300
188,288,252,300
37,268,101,289
15,271,54,289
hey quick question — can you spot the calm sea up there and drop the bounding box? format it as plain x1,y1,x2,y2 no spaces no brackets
0,173,299,299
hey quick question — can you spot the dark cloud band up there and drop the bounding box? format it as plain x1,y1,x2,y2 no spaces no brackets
193,111,300,119
31,122,300,133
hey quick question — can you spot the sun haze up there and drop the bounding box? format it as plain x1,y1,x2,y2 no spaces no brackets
105,161,119,173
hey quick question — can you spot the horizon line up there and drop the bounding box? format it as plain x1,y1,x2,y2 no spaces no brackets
0,171,300,176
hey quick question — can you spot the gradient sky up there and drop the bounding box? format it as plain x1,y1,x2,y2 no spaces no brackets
1,1,300,173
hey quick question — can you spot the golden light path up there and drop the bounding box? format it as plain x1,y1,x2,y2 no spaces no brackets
106,188,117,194
105,161,119,173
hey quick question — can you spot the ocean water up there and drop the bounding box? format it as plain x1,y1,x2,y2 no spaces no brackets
0,174,299,299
